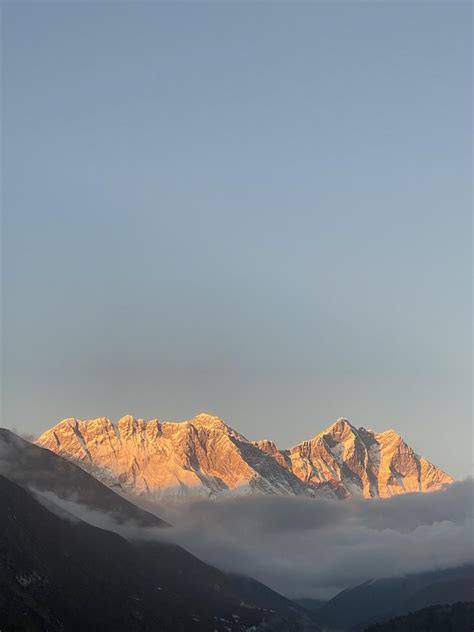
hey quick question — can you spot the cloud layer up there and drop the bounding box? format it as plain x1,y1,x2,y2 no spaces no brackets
150,481,474,598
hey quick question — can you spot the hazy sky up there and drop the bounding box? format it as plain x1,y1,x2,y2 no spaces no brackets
2,2,472,478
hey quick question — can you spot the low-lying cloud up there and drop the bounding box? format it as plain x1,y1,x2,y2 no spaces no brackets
150,481,474,598
29,479,474,599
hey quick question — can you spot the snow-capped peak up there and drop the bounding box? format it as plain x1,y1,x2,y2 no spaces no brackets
35,413,453,501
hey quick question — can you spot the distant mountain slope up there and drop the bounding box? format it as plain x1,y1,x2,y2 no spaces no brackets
294,598,326,612
365,602,474,632
0,432,319,632
36,413,453,500
313,565,474,631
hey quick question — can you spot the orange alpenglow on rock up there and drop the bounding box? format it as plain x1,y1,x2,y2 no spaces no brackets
36,414,453,500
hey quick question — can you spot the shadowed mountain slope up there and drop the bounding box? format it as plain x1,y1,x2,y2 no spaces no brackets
0,431,319,632
365,602,474,632
314,565,474,631
0,428,167,527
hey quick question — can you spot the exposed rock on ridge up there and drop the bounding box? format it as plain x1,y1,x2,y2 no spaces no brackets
36,414,453,500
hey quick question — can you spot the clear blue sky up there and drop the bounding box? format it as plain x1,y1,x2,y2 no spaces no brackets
2,2,472,478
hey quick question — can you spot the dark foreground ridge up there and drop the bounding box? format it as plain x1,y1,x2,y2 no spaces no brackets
0,429,319,631
365,602,474,632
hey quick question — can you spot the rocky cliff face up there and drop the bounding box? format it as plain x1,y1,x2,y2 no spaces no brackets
36,414,453,500
284,418,452,498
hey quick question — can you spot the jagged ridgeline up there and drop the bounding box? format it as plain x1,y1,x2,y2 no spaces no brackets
36,414,453,500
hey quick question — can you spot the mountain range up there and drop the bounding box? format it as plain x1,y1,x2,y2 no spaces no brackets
0,427,470,631
36,413,453,500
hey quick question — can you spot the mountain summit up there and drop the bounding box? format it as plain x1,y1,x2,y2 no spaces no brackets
36,414,453,500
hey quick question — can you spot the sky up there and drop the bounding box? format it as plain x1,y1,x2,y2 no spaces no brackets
1,2,472,478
